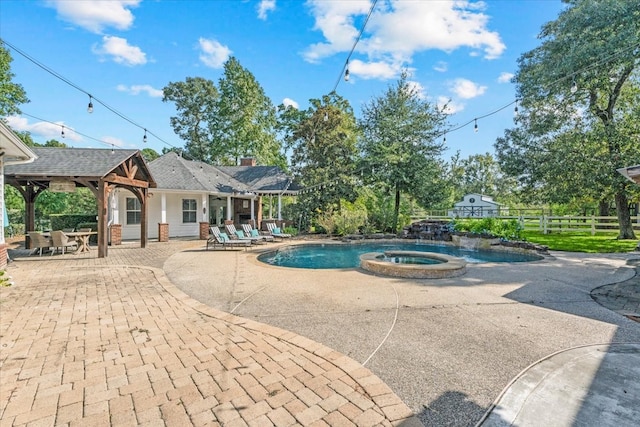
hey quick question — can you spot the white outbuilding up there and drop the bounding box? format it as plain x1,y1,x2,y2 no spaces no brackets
448,193,503,218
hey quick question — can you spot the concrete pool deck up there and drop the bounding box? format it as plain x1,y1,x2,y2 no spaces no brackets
1,237,639,426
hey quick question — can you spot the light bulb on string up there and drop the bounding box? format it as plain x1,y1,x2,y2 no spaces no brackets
323,111,328,122
474,119,478,133
570,79,578,94
344,60,350,82
87,95,93,113
514,100,519,116
443,132,447,144
111,144,115,154
143,129,148,143
61,125,65,139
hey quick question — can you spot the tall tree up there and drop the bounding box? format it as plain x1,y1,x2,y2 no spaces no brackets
497,0,640,239
359,72,449,232
278,92,359,229
162,77,218,162
0,43,29,117
213,57,284,167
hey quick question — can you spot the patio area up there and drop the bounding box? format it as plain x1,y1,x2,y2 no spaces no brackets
1,237,639,426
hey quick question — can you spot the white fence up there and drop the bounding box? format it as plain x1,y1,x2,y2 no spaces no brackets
419,214,640,235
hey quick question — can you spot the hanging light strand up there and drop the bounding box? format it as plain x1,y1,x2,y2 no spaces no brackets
331,0,378,93
1,38,179,150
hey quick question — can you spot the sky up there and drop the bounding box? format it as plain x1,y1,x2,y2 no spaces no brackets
0,0,567,161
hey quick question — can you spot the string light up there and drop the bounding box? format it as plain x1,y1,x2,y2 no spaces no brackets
61,125,65,139
111,144,115,154
87,95,93,113
443,132,447,144
323,111,328,122
143,129,148,143
570,78,578,93
514,100,519,116
474,119,478,133
344,60,350,82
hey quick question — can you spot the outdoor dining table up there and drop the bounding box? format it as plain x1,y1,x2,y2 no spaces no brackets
65,231,97,253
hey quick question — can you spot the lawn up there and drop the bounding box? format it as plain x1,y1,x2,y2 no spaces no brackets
522,231,639,253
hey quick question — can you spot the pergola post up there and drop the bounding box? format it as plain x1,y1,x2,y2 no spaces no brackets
141,188,148,248
98,180,109,258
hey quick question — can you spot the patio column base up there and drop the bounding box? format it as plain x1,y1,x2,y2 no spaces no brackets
158,223,169,242
110,224,122,245
199,222,209,240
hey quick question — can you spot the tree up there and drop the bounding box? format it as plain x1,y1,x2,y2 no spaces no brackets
498,0,640,239
140,148,160,162
213,57,284,167
163,77,218,162
0,43,29,117
278,92,359,230
359,72,449,232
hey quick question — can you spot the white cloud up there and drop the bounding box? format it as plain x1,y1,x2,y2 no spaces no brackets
198,37,232,69
93,36,147,66
406,80,426,99
303,0,505,79
101,136,126,147
348,59,399,80
437,96,465,114
433,61,448,72
6,116,82,142
282,98,299,109
257,0,276,20
46,0,140,33
117,84,163,98
498,72,514,83
449,78,487,99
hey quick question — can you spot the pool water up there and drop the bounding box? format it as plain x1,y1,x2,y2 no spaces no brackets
258,242,542,269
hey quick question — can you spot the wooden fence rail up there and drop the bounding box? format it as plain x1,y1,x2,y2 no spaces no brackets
417,214,640,235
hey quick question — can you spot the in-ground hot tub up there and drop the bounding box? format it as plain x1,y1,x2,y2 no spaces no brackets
359,250,467,279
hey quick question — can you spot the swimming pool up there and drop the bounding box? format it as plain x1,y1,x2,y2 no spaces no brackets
257,241,543,269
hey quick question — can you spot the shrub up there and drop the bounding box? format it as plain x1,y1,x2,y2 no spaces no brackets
452,218,523,240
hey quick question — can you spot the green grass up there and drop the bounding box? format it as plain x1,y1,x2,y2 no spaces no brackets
522,231,639,253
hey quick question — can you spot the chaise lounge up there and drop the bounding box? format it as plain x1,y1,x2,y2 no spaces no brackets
207,226,251,251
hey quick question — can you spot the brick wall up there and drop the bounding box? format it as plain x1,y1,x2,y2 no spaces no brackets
199,222,210,240
158,223,169,242
110,224,122,245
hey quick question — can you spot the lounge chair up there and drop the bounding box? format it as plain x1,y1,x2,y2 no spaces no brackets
50,230,78,255
242,224,275,242
207,226,251,251
28,232,52,256
266,222,292,240
225,224,263,244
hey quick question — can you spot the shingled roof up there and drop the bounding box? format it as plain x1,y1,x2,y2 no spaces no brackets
149,152,298,195
4,147,153,183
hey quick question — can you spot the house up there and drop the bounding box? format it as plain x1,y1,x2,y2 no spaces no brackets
448,193,504,218
116,152,298,241
0,122,37,267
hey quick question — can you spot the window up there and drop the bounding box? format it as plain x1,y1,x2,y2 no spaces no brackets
182,199,197,223
126,197,141,225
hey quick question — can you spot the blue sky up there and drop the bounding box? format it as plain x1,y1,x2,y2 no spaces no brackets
1,0,566,161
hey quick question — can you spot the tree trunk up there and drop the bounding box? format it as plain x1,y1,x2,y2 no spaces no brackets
392,183,401,234
598,199,611,217
615,190,636,240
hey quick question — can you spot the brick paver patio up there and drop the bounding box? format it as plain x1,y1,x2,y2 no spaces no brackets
0,240,419,426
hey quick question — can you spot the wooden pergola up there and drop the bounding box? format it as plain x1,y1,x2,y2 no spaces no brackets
4,147,156,258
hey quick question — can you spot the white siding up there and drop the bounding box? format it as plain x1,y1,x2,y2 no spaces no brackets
117,189,204,240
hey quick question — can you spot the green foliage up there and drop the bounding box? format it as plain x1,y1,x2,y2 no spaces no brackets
523,231,638,253
141,148,160,162
215,57,285,167
452,218,523,240
50,214,97,231
358,71,449,232
0,43,29,116
163,76,219,162
0,270,13,287
498,0,640,239
281,92,359,228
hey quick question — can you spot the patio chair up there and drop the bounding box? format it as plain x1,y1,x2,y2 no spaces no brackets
50,230,78,255
207,226,251,251
266,222,292,240
28,232,52,256
225,224,263,244
242,224,274,242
